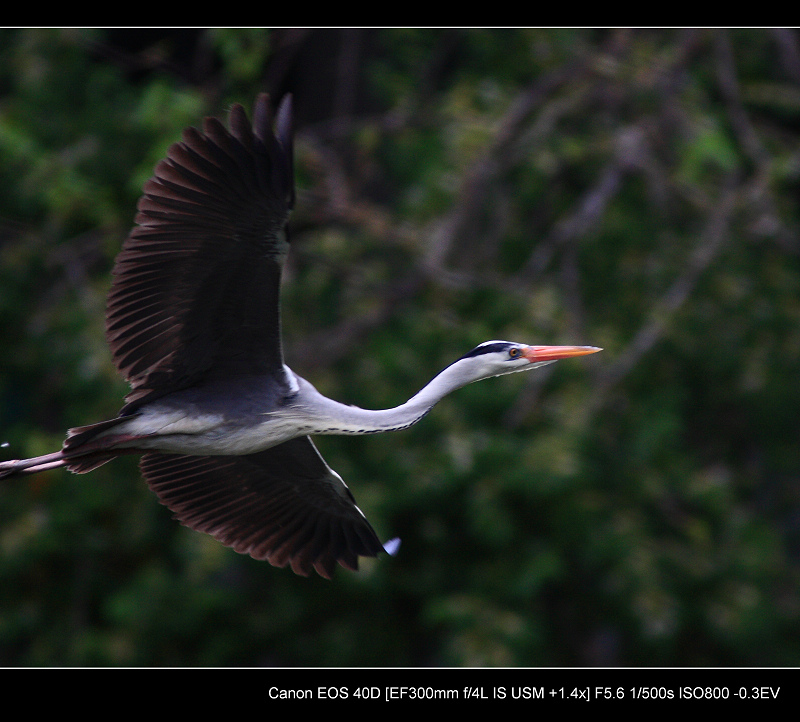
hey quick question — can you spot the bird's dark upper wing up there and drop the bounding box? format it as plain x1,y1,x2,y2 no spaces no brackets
106,94,294,409
139,436,387,578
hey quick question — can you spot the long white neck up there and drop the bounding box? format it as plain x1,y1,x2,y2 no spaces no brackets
290,358,480,436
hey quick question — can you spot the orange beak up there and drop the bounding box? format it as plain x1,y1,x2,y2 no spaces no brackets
521,345,602,362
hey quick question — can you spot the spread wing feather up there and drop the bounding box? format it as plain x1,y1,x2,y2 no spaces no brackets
105,94,294,410
140,437,385,578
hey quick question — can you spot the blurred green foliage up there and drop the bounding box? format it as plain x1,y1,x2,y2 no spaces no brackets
1,28,799,666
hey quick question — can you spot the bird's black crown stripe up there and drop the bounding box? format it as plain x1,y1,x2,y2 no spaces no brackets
459,341,514,360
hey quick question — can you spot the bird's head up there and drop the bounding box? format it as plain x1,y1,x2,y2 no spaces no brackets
456,340,601,382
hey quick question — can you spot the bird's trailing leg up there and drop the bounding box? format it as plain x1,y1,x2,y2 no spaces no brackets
0,450,68,478
1,416,146,479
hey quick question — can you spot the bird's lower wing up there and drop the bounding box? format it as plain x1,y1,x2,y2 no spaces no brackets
139,436,387,578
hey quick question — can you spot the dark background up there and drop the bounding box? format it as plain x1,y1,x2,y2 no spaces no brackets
1,28,799,667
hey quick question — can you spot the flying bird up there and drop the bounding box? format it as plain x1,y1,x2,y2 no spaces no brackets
0,94,600,578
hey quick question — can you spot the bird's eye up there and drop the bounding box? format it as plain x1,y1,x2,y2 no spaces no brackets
508,347,521,359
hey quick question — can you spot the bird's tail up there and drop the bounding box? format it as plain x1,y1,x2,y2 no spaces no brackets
1,416,132,479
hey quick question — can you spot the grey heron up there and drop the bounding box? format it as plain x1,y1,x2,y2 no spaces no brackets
0,94,601,578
